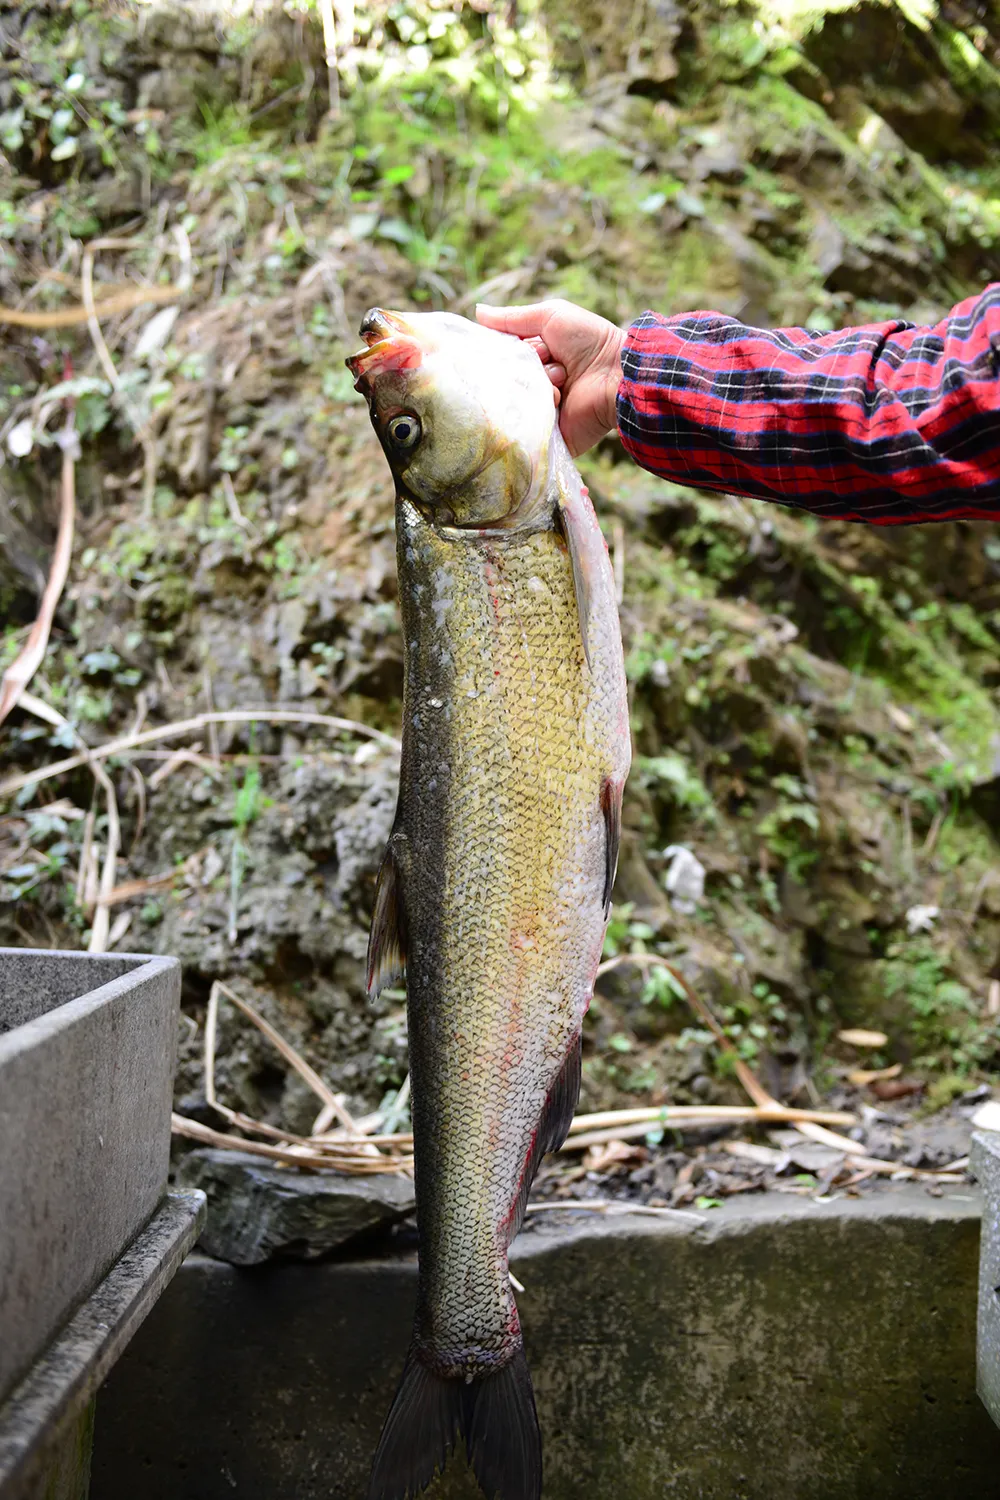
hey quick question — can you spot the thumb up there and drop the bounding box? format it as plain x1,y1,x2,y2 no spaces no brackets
476,302,549,339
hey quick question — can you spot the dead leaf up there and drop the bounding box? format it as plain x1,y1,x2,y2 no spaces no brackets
837,1028,888,1049
870,1077,924,1101
583,1139,649,1174
847,1063,903,1086
887,705,915,733
723,1140,789,1169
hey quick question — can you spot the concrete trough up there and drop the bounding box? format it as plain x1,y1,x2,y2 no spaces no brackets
0,1190,205,1500
971,1129,1000,1430
91,1187,1000,1500
0,948,181,1406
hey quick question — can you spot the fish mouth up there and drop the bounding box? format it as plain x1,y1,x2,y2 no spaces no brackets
346,308,423,386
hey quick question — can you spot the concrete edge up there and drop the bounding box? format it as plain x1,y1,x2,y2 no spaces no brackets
0,951,179,1064
510,1184,982,1262
971,1129,1000,1179
0,1189,205,1495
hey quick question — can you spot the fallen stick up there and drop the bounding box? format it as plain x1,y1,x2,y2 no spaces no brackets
596,952,775,1109
0,708,400,799
836,1157,966,1184
209,979,361,1135
171,1112,413,1174
562,1110,854,1152
0,282,183,328
523,1200,706,1224
176,1100,859,1169
568,1104,855,1132
15,691,120,952
0,403,77,726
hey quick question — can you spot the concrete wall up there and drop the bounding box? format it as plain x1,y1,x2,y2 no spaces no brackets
91,1188,999,1499
0,949,180,1403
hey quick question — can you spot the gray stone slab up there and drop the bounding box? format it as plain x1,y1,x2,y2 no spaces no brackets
971,1130,1000,1428
91,1187,998,1500
0,948,180,1403
0,1190,205,1500
176,1149,416,1265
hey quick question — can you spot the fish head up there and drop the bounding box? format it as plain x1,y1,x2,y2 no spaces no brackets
347,308,555,527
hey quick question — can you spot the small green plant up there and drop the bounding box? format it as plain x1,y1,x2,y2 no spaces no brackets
228,763,268,944
756,774,820,879
640,753,714,815
882,940,977,1064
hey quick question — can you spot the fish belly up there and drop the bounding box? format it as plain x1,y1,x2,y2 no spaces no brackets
394,497,627,1380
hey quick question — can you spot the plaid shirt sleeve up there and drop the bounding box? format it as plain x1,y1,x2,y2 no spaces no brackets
616,284,1000,524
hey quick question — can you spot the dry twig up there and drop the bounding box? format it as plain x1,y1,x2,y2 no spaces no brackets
171,1113,413,1174
0,405,77,727
524,1200,706,1224
210,979,360,1134
0,708,399,799
15,690,120,951
596,952,775,1108
0,283,183,328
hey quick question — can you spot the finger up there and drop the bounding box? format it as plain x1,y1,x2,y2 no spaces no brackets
543,361,567,387
476,302,550,338
525,336,551,362
552,384,561,408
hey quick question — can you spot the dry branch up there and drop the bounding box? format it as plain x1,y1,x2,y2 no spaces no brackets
211,979,360,1134
0,406,77,727
0,708,400,799
596,952,777,1109
567,1104,855,1132
15,691,120,952
523,1201,706,1223
0,283,183,328
171,1113,413,1174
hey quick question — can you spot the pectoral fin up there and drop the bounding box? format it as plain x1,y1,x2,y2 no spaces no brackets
601,776,623,917
366,843,406,999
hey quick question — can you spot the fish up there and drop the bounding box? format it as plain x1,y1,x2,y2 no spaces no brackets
347,308,630,1500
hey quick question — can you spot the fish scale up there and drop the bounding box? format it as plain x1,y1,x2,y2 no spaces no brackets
349,306,629,1500
401,507,619,1373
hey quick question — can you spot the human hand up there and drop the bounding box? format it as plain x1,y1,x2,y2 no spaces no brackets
476,299,624,458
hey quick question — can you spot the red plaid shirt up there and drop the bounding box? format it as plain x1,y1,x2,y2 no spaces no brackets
616,284,1000,523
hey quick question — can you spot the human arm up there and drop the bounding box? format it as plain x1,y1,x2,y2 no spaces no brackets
478,288,1000,524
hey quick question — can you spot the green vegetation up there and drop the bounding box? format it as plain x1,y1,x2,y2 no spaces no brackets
1,0,999,1121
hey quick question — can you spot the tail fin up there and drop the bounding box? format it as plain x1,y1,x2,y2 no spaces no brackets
465,1346,541,1500
367,1345,541,1500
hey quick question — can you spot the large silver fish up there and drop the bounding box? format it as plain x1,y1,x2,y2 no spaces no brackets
347,309,630,1500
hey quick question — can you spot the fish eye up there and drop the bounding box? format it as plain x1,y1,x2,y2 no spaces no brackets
386,413,422,452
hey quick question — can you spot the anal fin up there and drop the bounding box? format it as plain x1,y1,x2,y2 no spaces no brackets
537,1032,582,1157
367,842,406,999
600,776,623,917
508,1036,582,1244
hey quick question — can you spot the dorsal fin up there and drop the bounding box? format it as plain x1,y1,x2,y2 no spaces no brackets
366,843,406,999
